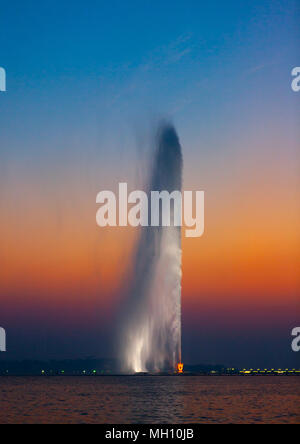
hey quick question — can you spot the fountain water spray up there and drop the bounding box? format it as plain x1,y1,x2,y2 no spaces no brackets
121,122,183,373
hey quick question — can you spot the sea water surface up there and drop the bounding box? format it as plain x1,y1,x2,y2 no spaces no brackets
0,376,299,424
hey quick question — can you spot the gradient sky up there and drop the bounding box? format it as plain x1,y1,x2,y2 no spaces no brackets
0,0,299,367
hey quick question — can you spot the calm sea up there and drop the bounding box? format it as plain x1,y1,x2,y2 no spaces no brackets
0,376,299,424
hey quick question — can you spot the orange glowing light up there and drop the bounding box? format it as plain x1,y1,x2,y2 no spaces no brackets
177,363,183,373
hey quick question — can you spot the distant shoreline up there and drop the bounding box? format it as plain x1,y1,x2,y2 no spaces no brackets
1,359,299,376
0,373,299,377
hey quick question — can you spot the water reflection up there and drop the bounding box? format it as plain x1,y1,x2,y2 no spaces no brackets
0,376,299,424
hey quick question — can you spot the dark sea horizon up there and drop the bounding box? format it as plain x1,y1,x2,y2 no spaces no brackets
0,375,299,424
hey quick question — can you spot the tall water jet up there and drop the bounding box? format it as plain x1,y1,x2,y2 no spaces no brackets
121,122,183,373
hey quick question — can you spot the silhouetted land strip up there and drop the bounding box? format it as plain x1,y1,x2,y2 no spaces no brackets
0,359,299,376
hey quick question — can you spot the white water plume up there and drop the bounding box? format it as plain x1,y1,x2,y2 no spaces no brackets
121,122,183,373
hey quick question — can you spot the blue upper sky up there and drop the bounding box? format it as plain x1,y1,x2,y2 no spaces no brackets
0,0,297,153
